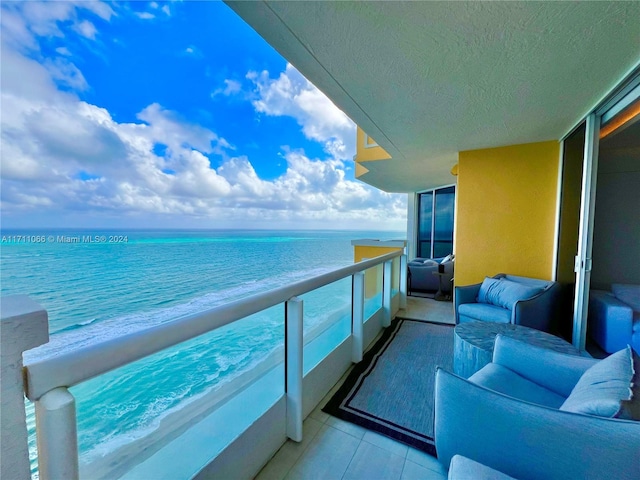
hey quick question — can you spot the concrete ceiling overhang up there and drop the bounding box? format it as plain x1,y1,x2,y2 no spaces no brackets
226,1,640,193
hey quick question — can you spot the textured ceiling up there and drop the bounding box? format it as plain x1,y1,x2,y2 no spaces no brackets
227,1,640,192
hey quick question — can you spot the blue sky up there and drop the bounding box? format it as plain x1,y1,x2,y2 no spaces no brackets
0,1,406,231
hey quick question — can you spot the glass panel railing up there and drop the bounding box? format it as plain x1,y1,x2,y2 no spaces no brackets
70,305,284,480
391,256,400,296
364,264,383,321
300,277,352,375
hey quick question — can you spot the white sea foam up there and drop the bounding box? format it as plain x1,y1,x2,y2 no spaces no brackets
78,317,100,327
79,345,283,465
23,265,344,363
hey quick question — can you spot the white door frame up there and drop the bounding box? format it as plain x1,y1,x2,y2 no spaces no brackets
572,113,600,351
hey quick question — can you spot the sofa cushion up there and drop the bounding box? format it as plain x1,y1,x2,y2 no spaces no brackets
612,284,640,312
458,303,511,324
470,363,566,408
477,277,544,310
560,346,633,417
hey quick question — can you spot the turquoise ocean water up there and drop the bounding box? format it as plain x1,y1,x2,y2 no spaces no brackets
0,229,403,476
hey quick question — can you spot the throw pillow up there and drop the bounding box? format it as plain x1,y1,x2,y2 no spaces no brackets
611,284,640,312
560,346,633,417
477,277,544,310
440,254,454,264
423,260,439,266
616,349,640,420
477,277,501,304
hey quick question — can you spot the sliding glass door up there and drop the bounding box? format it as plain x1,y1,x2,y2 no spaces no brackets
559,70,639,351
417,191,433,258
417,186,455,259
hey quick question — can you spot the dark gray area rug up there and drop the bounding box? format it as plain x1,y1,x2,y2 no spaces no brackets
322,318,453,456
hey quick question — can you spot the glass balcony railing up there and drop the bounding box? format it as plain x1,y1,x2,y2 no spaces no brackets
5,250,406,480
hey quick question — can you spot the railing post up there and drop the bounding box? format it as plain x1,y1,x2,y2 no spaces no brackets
399,254,407,310
35,387,79,480
285,297,303,442
352,272,365,363
383,260,393,327
1,295,49,480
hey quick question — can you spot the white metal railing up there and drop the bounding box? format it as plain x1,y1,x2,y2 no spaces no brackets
4,251,406,480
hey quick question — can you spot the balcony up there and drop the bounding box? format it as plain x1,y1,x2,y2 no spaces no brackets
3,245,445,480
255,296,453,480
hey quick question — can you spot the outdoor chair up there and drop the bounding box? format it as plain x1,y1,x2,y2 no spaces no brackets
435,335,640,480
455,274,560,332
408,255,454,295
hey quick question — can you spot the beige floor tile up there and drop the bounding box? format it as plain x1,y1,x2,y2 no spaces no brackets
401,460,447,480
325,416,367,440
405,448,445,473
400,297,455,324
285,425,360,480
343,441,405,480
362,431,408,458
254,417,324,480
308,403,329,424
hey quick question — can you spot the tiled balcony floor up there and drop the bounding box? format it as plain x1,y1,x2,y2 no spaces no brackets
255,383,447,480
400,295,455,324
255,298,450,480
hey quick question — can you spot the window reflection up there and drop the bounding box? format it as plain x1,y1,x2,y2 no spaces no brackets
417,186,455,258
418,192,432,258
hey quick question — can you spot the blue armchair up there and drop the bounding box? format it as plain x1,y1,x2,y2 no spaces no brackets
435,336,640,480
455,274,560,332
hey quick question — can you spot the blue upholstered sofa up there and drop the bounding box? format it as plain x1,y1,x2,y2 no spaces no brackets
589,284,640,354
455,274,560,332
435,335,640,480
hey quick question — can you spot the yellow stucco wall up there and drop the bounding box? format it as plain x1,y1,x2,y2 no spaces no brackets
455,141,560,286
354,127,391,177
354,245,402,298
353,246,402,263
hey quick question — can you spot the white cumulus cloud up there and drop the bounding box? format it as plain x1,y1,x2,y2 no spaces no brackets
212,79,243,97
1,3,406,231
136,11,155,20
1,1,114,52
73,19,97,39
248,64,356,161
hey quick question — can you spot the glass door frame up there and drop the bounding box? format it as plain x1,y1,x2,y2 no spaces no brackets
561,68,640,351
571,113,600,351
